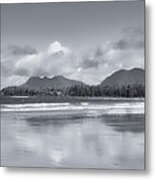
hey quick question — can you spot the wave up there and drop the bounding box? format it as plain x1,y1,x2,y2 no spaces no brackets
2,103,70,108
9,96,30,98
1,101,144,114
81,102,89,106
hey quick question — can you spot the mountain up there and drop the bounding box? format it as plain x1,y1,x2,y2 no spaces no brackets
100,68,144,87
21,75,85,89
1,68,145,97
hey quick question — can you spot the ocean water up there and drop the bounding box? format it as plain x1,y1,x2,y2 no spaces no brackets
1,98,145,169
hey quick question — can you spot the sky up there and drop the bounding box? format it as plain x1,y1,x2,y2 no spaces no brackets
1,1,145,88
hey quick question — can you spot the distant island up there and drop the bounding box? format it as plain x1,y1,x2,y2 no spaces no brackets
1,68,145,98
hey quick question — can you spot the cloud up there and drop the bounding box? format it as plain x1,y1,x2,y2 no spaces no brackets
47,41,71,56
73,27,144,85
1,45,38,80
1,41,77,88
3,45,37,56
14,42,75,78
1,27,144,88
81,47,105,69
113,27,144,50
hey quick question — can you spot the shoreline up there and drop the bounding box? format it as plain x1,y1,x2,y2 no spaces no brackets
0,96,145,104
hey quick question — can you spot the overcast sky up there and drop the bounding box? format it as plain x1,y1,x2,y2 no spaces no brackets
1,1,144,88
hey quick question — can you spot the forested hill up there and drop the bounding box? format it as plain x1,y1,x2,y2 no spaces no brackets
1,68,145,97
21,75,85,89
101,68,144,87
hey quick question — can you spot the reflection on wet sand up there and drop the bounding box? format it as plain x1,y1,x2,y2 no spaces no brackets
1,110,144,169
103,114,144,133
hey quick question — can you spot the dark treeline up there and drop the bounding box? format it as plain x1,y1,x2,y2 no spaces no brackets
65,84,145,97
0,84,145,97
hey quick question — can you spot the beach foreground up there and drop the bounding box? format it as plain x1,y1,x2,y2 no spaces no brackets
1,98,144,169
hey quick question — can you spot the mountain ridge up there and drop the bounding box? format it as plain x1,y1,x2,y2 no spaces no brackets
1,68,145,97
100,68,144,87
2,67,145,90
21,75,85,89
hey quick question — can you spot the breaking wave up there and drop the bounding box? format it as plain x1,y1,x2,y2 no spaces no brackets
1,101,144,114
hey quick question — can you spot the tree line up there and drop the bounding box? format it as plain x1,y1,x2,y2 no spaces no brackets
0,84,145,97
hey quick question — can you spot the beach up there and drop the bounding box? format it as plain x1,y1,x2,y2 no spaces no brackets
1,97,145,169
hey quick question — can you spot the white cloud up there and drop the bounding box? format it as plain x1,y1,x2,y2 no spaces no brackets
76,27,144,84
1,27,144,88
47,41,71,56
1,41,76,88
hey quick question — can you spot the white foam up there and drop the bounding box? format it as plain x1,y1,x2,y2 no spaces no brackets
81,102,89,106
2,103,70,108
9,96,30,98
1,101,144,114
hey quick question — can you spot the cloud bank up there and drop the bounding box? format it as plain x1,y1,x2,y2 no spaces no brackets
1,27,144,88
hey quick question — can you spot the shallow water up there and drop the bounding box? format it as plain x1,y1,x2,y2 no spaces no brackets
1,99,145,169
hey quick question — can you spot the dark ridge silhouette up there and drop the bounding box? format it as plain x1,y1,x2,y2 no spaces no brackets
21,75,85,89
101,68,144,87
0,68,145,97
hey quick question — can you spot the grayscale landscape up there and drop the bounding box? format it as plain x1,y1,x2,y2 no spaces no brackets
1,1,145,169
